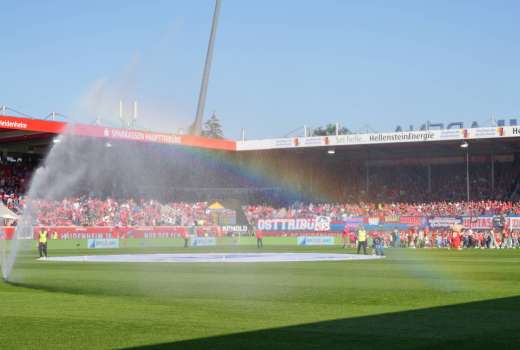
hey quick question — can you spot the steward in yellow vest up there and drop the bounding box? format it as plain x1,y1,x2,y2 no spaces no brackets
38,229,48,259
357,227,368,255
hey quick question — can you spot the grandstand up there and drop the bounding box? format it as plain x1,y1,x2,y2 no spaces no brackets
1,114,520,201
1,113,520,243
1,113,520,204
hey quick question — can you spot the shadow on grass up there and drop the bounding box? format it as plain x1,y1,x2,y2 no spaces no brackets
123,296,520,350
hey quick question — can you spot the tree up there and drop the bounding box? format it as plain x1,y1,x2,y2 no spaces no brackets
312,123,350,136
201,113,224,139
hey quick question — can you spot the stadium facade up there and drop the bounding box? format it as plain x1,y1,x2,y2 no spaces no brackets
1,113,520,204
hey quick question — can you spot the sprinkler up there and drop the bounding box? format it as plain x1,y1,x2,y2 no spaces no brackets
2,276,8,284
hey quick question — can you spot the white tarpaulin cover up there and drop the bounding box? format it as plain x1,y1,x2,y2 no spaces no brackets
42,253,385,263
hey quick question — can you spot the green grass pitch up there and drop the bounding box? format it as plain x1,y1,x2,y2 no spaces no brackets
1,239,520,349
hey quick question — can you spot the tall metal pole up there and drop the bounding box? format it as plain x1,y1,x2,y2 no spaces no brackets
133,100,138,128
466,149,470,202
491,154,495,195
191,0,221,136
366,162,370,193
427,164,432,193
119,100,124,127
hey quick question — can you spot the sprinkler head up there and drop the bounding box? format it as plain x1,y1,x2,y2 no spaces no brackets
2,276,8,284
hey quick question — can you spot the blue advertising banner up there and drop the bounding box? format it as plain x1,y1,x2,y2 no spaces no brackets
297,236,335,246
87,238,119,249
190,236,217,247
428,217,462,228
257,215,509,235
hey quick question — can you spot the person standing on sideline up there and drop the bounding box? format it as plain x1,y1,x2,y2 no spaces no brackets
182,229,190,248
38,227,48,259
392,229,400,248
489,228,497,248
503,228,512,249
342,226,349,249
373,233,385,256
256,230,264,248
452,230,461,250
349,230,357,249
357,226,367,255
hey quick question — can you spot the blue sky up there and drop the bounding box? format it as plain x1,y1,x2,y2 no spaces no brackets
2,0,519,139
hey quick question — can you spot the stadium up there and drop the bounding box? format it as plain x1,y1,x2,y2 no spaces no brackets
1,109,520,349
2,2,520,350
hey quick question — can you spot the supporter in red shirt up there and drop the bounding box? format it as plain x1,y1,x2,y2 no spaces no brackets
342,227,350,249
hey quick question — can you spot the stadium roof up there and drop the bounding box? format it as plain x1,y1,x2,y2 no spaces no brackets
1,114,520,157
236,126,520,151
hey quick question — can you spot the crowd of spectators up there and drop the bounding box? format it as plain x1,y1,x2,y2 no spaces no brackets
1,154,520,227
0,157,35,213
28,198,216,227
244,200,520,223
343,227,520,251
7,198,520,227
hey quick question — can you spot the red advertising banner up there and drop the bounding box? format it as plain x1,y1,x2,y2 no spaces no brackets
399,216,425,226
1,227,15,240
507,217,520,230
462,217,493,229
0,115,65,133
0,226,223,240
0,115,236,151
180,134,235,151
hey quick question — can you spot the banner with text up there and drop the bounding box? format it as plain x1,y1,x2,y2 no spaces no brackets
257,216,331,232
297,236,335,246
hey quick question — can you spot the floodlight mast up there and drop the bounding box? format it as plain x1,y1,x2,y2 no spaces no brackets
190,0,221,136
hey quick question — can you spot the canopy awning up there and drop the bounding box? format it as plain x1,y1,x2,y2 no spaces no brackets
0,203,18,220
208,202,224,210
